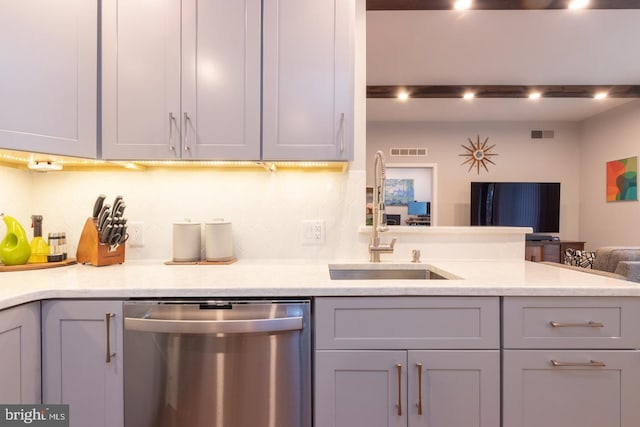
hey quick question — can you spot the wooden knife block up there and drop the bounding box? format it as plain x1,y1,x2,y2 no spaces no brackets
76,218,125,266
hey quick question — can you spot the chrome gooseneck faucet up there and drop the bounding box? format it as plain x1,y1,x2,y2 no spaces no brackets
369,150,396,262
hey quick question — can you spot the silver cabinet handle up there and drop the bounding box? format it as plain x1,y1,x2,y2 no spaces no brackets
183,112,191,151
339,112,345,154
105,313,116,363
416,362,423,416
396,363,402,416
551,359,606,367
169,113,177,151
124,316,303,334
550,321,604,328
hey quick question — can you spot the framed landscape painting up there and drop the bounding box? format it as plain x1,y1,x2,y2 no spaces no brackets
607,156,638,201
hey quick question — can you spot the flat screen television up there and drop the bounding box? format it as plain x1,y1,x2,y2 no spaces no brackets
470,182,560,233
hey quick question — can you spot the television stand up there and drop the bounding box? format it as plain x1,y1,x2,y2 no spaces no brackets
526,234,554,241
405,216,430,226
525,240,585,263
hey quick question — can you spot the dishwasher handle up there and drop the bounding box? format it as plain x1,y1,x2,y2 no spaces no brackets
124,316,303,334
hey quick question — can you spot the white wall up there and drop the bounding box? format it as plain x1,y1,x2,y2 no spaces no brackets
367,121,581,239
0,167,32,229
579,100,640,250
26,168,365,261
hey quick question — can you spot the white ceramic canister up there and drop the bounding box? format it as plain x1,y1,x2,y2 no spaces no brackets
205,220,233,261
172,222,201,262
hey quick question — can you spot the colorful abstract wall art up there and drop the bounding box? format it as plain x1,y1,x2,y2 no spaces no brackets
606,156,638,202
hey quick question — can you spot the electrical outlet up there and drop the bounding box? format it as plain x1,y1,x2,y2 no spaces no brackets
302,220,325,245
128,221,145,247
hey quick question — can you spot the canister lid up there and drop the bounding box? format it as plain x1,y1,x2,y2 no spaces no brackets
206,218,231,225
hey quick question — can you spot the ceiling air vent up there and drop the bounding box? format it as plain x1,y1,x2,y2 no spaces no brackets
389,147,428,157
531,130,555,139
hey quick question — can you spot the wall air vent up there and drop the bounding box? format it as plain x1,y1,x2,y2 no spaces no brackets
531,130,555,139
389,147,428,157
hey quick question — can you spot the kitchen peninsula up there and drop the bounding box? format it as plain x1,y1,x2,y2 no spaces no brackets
2,242,640,427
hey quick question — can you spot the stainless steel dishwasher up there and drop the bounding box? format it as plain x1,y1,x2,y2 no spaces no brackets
123,299,311,427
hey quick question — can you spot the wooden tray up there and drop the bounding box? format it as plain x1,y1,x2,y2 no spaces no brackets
164,258,237,266
0,258,77,272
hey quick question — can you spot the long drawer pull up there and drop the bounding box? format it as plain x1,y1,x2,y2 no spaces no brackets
169,112,177,151
551,359,606,368
105,313,116,363
549,321,604,328
396,363,402,416
416,362,423,416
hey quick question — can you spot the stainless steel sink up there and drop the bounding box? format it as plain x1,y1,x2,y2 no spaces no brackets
328,265,448,280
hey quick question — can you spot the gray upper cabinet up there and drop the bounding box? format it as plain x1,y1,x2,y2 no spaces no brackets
103,0,354,161
0,0,97,158
262,0,354,161
0,302,41,404
42,300,123,427
102,0,261,160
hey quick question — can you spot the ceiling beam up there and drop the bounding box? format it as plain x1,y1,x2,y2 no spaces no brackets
367,85,640,98
367,0,640,10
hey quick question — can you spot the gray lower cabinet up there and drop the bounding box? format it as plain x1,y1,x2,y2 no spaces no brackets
503,350,640,427
314,297,501,427
42,300,123,427
0,302,41,404
502,297,640,427
316,349,500,427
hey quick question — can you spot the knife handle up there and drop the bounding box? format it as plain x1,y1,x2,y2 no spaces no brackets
92,194,106,219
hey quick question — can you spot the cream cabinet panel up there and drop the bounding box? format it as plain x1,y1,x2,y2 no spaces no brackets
0,302,41,404
0,0,97,157
102,0,260,160
42,300,123,427
262,0,354,160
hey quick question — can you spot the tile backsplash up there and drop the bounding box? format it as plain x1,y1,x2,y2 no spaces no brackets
21,167,366,261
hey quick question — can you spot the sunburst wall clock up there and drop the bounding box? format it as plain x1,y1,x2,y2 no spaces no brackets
459,135,498,174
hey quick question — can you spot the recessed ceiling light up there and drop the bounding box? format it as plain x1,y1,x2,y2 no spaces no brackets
568,0,589,9
463,91,475,100
529,92,542,100
397,91,409,101
594,91,608,100
454,0,472,10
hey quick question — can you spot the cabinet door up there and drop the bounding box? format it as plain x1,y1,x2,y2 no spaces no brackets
503,350,640,427
262,0,354,161
0,0,97,158
316,350,406,427
408,351,500,427
42,300,123,427
0,302,41,404
181,0,261,160
102,0,181,160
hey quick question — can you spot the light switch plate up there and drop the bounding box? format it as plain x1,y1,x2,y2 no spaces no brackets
128,221,145,247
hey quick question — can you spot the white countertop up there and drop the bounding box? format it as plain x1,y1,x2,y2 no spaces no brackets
1,259,639,310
